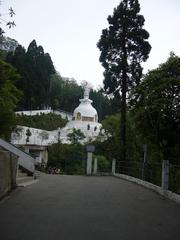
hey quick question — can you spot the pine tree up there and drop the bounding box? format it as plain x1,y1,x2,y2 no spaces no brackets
97,0,151,161
6,40,55,110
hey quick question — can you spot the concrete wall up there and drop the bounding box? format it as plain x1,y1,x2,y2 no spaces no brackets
0,150,18,199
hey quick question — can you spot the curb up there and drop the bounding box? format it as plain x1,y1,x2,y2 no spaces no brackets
113,173,180,204
17,179,39,187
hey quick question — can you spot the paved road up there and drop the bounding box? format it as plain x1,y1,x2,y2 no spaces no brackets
0,175,180,240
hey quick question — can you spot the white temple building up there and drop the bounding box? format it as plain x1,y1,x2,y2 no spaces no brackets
61,82,102,142
11,82,102,166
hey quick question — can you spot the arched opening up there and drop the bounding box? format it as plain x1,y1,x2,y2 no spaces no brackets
76,112,81,120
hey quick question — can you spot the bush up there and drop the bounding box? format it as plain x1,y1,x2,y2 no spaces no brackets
94,155,111,173
47,143,86,175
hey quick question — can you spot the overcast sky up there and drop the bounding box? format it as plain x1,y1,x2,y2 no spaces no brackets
1,0,180,88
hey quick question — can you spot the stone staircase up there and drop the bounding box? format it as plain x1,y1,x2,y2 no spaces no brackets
16,168,39,187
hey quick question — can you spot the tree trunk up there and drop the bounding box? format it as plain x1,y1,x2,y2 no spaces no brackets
120,36,127,162
120,71,127,162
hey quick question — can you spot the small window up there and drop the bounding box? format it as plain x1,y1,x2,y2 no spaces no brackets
76,112,81,120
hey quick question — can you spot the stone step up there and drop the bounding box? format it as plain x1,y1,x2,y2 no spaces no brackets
16,169,40,187
34,170,41,179
16,176,34,185
17,171,27,177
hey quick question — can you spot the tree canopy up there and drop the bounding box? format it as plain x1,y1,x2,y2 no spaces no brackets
67,128,85,145
6,40,55,110
15,113,67,131
0,60,22,139
97,0,151,161
131,53,180,162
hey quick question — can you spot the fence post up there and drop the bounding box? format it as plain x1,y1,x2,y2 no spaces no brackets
86,152,92,175
93,158,97,175
86,145,95,176
112,158,116,175
142,144,147,180
161,160,169,190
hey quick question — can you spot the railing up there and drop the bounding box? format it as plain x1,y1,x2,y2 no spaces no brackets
115,160,180,194
169,164,180,194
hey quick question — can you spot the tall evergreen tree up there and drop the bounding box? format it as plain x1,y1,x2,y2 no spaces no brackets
97,0,151,161
26,40,55,108
0,60,22,139
6,40,55,110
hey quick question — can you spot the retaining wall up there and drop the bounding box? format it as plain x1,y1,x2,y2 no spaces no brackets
0,150,18,199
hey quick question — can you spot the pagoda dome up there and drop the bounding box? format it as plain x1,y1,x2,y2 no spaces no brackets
73,84,98,123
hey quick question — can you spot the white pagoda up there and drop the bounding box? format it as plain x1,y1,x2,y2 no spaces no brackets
61,81,102,142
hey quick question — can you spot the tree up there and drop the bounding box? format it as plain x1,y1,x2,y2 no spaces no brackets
97,0,151,161
50,75,83,112
95,113,142,161
0,36,18,60
0,36,18,52
131,53,180,162
67,128,85,145
0,6,15,37
0,60,22,139
6,40,55,110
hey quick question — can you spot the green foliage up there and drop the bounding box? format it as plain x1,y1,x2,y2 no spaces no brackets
131,53,180,162
0,36,18,52
3,38,117,120
67,128,85,145
97,0,151,94
97,0,151,161
94,53,180,171
0,49,8,60
50,74,83,112
0,60,22,139
94,155,110,172
6,40,55,110
50,74,116,120
90,89,118,121
93,112,143,162
101,114,121,160
48,143,86,174
15,113,67,131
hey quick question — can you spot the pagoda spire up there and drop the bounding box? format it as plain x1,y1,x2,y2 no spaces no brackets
84,84,90,99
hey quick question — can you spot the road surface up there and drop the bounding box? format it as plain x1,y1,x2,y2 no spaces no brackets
0,174,180,240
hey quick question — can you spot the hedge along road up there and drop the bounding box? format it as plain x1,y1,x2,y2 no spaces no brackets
0,174,180,240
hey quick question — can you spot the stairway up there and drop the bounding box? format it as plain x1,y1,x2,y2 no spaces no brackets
16,168,39,187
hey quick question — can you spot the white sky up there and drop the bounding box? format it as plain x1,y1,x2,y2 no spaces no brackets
1,0,180,88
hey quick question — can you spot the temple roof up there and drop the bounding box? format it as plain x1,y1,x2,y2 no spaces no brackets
73,98,97,118
73,83,98,122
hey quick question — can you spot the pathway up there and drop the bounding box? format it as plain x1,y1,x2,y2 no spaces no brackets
0,174,180,240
